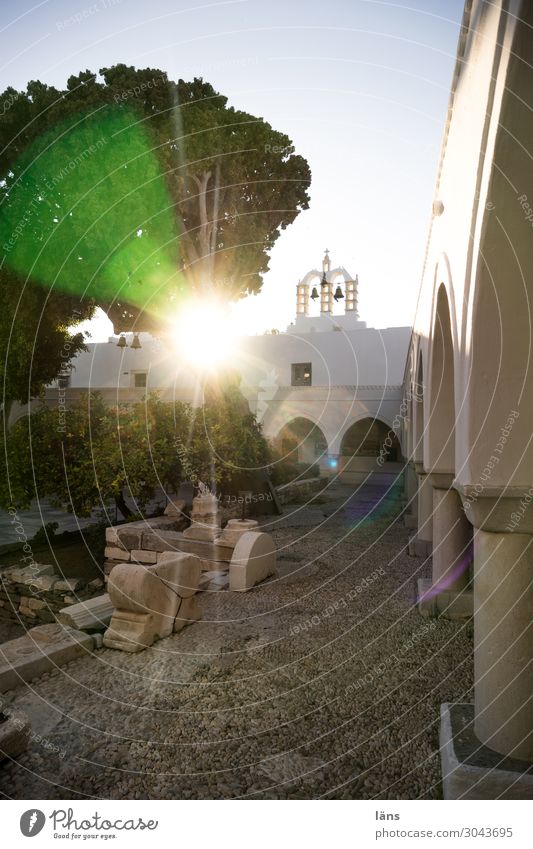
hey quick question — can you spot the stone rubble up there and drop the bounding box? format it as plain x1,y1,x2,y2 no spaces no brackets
0,483,474,800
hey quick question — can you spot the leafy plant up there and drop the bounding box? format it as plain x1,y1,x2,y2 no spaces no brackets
0,387,272,519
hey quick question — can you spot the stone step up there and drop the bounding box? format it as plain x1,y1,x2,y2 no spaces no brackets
141,530,232,565
57,594,114,631
0,624,93,692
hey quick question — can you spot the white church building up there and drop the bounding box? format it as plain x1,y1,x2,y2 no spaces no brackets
42,251,411,481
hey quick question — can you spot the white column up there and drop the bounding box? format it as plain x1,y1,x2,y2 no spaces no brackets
416,467,433,548
431,482,471,592
405,462,418,516
474,529,533,761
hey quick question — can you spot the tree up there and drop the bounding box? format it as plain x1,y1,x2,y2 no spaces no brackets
191,374,271,493
0,67,311,332
0,391,271,519
0,267,92,424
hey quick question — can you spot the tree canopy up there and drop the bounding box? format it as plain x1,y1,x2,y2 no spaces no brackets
0,390,271,519
0,66,311,333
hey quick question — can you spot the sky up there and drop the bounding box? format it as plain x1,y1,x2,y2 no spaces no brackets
0,0,465,338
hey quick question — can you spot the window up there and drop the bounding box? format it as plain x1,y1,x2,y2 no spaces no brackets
133,372,147,388
291,362,312,386
57,373,70,389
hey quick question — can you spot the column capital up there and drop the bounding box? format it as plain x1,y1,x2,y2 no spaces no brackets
428,472,455,490
456,483,533,532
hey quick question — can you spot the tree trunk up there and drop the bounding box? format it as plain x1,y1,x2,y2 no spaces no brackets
115,491,134,520
2,399,14,432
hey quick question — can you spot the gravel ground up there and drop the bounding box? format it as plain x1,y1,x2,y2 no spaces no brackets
0,480,473,800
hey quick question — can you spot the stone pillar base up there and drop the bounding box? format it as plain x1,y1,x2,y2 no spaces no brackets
417,578,473,619
440,703,533,799
408,537,432,558
403,513,418,529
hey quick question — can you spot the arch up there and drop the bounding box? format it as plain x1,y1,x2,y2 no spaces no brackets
273,416,328,466
413,345,425,464
340,416,400,462
426,283,456,474
300,266,354,287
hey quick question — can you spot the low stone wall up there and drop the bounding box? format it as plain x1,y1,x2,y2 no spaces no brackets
276,476,324,505
0,563,104,628
104,515,188,579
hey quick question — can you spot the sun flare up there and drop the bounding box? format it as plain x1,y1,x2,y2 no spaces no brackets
170,298,240,370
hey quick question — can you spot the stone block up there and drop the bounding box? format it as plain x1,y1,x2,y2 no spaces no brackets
440,703,533,799
103,554,201,652
188,512,220,525
0,706,30,761
158,552,201,598
229,531,276,592
57,594,114,631
0,624,93,692
62,595,77,605
101,609,154,652
191,493,219,517
3,563,55,582
218,519,258,547
182,525,221,542
226,518,258,530
164,498,187,517
176,537,232,567
54,578,83,593
87,578,104,592
105,526,120,546
131,549,158,564
27,574,59,592
174,595,202,631
92,633,104,649
27,598,47,611
417,578,473,620
138,530,231,569
146,516,182,531
104,546,130,561
408,537,432,558
141,530,183,552
116,527,143,550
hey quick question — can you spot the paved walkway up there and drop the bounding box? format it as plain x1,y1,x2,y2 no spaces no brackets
0,481,473,800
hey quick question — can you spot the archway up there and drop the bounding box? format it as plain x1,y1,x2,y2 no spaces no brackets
413,347,424,464
274,417,328,466
422,281,471,604
427,284,455,473
340,417,400,462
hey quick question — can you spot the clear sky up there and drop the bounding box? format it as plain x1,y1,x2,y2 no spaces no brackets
1,0,464,338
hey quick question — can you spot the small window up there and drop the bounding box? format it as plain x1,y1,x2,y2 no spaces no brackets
134,372,147,388
57,374,70,389
291,362,312,386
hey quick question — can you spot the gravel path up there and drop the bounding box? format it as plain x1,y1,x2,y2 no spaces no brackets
0,480,473,800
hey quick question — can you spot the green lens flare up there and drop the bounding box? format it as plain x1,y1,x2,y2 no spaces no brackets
0,106,183,317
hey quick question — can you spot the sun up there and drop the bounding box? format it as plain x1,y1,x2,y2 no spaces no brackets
170,297,240,370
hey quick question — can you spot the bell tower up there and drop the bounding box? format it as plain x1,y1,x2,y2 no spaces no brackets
320,248,333,314
296,280,309,316
293,250,364,331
